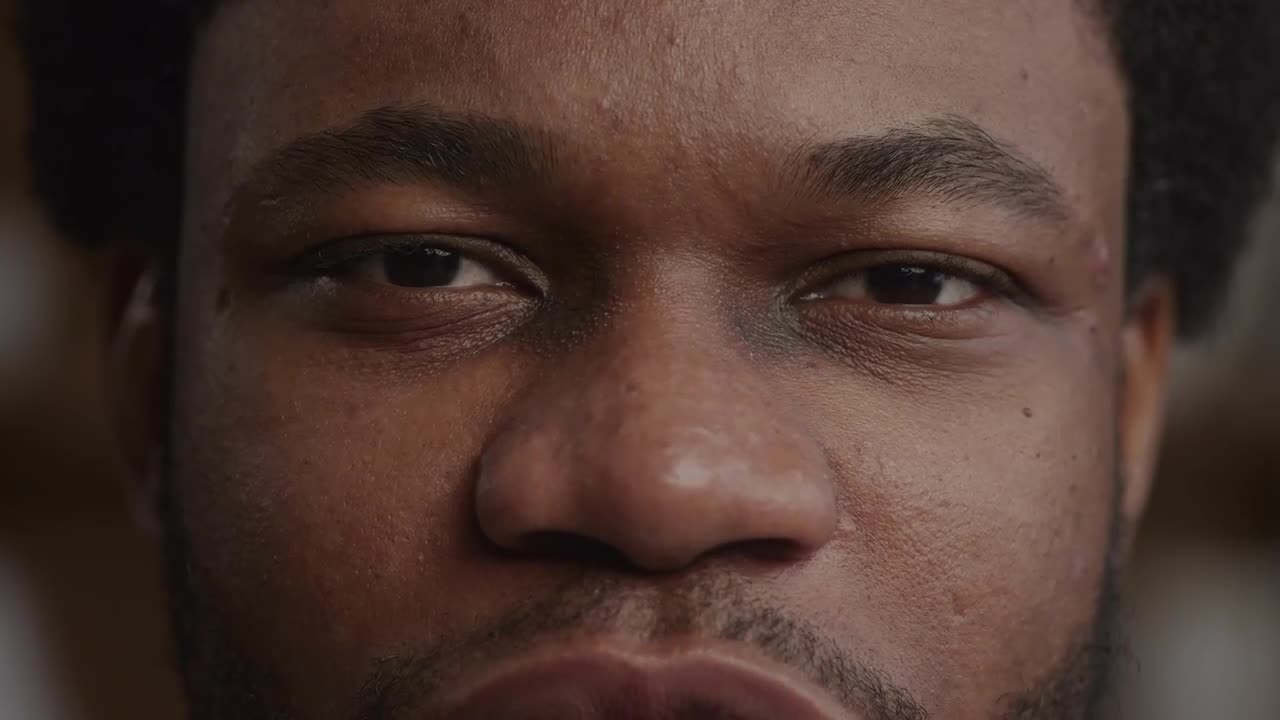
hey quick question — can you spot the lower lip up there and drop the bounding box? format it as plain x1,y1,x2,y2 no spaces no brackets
434,642,853,720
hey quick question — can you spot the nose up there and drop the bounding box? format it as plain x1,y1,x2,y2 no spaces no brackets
474,317,837,573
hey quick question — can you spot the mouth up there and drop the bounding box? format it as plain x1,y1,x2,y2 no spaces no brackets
434,638,856,720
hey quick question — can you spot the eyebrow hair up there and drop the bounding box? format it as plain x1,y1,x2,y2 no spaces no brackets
792,116,1070,222
238,108,1067,228
241,105,554,201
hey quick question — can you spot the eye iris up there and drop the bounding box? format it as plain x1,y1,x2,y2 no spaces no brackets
382,248,462,287
866,265,946,305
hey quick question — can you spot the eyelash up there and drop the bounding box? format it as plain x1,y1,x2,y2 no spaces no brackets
288,235,454,278
796,250,1030,306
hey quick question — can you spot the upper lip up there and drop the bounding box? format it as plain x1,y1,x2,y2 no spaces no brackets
435,638,857,720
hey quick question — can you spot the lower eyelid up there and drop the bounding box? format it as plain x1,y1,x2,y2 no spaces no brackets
793,297,1004,341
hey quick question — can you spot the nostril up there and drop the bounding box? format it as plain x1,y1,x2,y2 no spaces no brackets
515,530,631,567
506,532,811,573
720,537,814,564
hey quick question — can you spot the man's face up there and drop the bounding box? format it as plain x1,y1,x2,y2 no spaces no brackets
151,1,1165,717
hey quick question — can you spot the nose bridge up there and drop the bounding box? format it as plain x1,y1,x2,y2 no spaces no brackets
474,308,837,572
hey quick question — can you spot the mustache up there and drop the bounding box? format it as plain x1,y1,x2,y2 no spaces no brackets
352,572,927,720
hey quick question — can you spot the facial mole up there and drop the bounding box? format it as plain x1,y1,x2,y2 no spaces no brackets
1021,407,1033,419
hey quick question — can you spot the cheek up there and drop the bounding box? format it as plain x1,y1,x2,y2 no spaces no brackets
787,334,1117,709
169,311,525,695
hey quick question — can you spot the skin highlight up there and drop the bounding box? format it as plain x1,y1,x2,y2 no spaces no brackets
111,1,1176,718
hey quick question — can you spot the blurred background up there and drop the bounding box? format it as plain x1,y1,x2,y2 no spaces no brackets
0,2,1276,718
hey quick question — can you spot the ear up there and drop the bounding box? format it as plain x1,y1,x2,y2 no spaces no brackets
1117,277,1177,552
108,254,171,540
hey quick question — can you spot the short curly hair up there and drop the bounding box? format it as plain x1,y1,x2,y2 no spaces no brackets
18,0,1280,335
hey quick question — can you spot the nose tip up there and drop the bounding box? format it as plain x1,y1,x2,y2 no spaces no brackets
473,381,838,573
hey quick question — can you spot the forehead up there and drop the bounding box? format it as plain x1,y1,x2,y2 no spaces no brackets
188,0,1126,231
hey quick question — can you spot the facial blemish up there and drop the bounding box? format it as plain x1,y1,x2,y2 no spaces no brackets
949,591,972,625
1089,233,1114,289
668,455,715,490
1021,407,1033,419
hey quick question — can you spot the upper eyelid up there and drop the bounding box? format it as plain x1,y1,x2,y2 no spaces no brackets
792,250,1032,306
290,234,464,273
286,233,549,292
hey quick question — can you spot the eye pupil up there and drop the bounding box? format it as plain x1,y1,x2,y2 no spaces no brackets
382,248,462,287
865,264,946,305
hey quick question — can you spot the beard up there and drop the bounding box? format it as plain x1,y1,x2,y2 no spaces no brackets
159,476,1128,720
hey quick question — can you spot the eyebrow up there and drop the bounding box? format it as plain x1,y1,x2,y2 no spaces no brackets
791,116,1070,222
237,107,1068,225
240,105,554,202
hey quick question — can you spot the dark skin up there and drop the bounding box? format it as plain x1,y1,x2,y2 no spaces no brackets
115,1,1176,718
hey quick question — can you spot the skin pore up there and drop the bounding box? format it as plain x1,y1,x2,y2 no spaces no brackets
117,1,1175,718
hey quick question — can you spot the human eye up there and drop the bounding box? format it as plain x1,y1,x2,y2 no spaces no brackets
799,252,1017,309
278,234,545,348
790,250,1032,343
292,235,519,291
